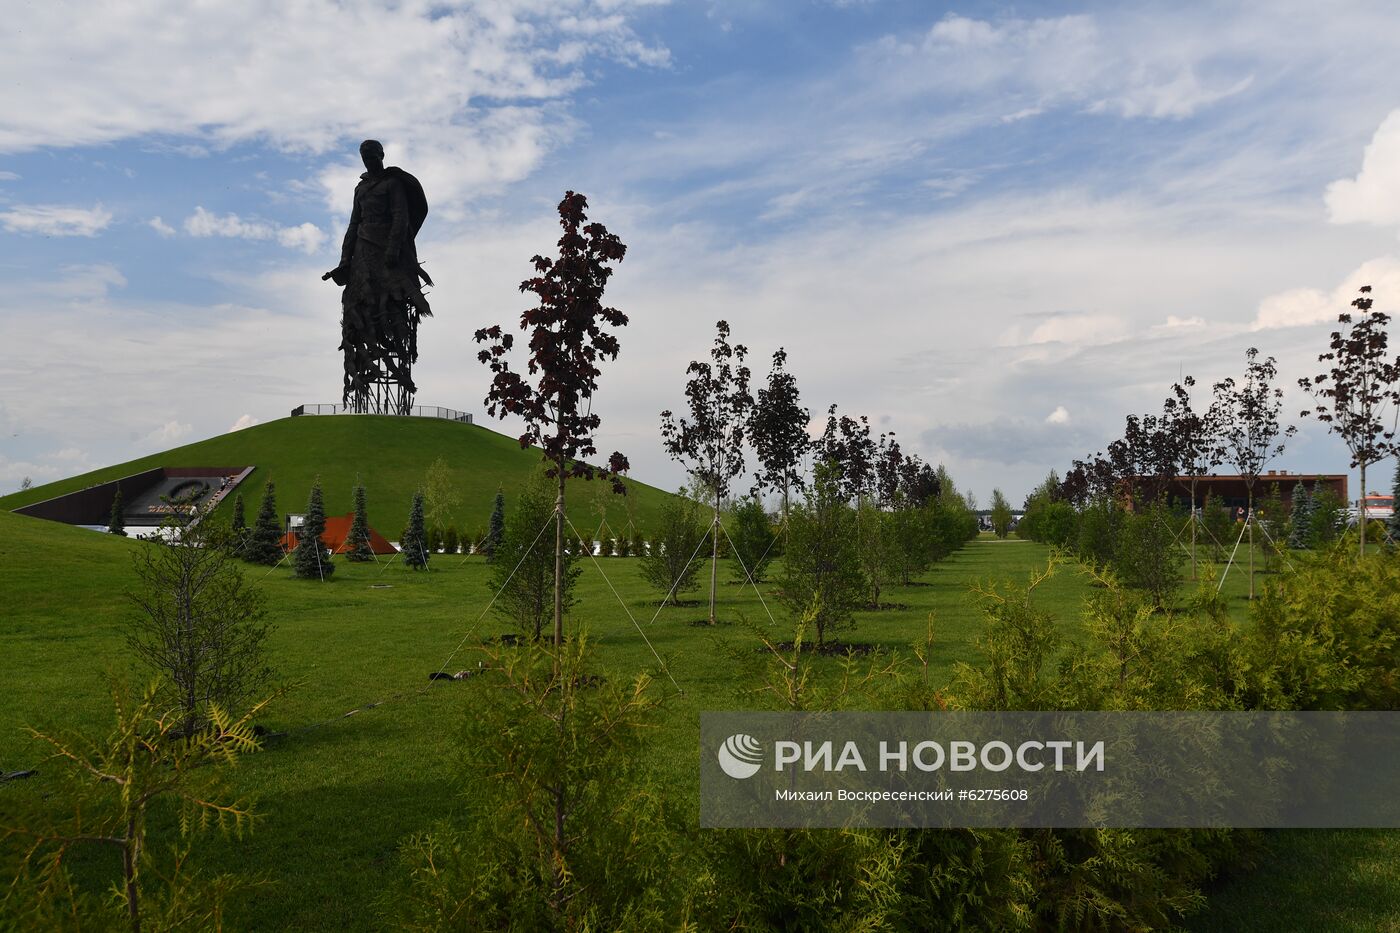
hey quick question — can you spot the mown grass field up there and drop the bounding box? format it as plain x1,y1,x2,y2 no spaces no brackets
2,510,1398,930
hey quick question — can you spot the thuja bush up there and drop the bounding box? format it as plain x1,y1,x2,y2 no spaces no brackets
942,548,1400,928
1248,544,1400,710
385,635,682,930
0,681,272,930
949,560,1259,931
695,610,1037,930
1112,502,1184,609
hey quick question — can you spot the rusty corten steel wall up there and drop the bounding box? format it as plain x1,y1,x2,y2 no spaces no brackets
12,467,252,526
13,468,165,525
1169,473,1348,512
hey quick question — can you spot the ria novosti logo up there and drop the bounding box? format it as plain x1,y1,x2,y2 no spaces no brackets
717,733,764,779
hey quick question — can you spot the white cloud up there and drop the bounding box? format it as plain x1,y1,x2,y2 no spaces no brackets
45,264,127,301
229,414,260,432
0,204,112,237
1252,257,1400,330
1326,110,1400,227
1149,314,1207,334
1045,406,1070,425
0,170,18,181
276,222,328,254
1001,311,1127,347
144,421,193,446
1162,315,1205,329
148,216,176,236
184,207,270,240
0,2,668,212
184,207,326,254
878,11,1256,122
0,455,63,490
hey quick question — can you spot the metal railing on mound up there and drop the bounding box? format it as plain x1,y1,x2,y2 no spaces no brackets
290,404,472,423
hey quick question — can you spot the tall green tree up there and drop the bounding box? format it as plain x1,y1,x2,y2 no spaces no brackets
855,498,896,609
661,320,753,625
485,489,506,562
292,479,334,580
989,489,1013,539
727,496,778,585
244,480,284,566
1298,286,1400,557
1114,501,1184,609
490,471,579,639
230,492,247,542
1309,480,1343,547
638,492,707,606
886,497,934,583
344,480,375,562
474,191,629,656
1288,482,1312,549
107,488,127,537
780,464,866,647
1389,460,1400,543
402,490,429,570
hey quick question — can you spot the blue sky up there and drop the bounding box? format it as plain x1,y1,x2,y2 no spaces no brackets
5,1,1400,506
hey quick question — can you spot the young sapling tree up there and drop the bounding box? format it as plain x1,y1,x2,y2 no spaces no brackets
1298,286,1400,557
474,191,629,652
749,347,810,522
1213,347,1296,597
660,319,753,625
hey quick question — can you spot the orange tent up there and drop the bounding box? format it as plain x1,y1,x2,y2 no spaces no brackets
280,513,397,555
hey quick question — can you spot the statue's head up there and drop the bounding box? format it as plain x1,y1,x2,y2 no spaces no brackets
359,139,385,173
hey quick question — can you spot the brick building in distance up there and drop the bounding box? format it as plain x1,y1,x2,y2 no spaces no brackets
1145,470,1348,514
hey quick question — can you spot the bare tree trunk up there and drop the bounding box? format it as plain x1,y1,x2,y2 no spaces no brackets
1360,463,1368,558
1190,478,1198,581
123,818,140,933
709,488,719,625
551,747,566,914
554,464,565,664
1247,487,1255,600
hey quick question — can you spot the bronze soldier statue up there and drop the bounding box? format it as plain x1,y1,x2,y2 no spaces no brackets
323,139,433,414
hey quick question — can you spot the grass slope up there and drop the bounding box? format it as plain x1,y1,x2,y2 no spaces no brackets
2,518,1396,930
0,415,675,539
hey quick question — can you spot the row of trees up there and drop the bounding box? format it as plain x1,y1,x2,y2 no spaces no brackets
1032,286,1397,599
659,320,948,626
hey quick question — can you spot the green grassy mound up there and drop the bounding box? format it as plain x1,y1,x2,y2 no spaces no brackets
0,415,673,538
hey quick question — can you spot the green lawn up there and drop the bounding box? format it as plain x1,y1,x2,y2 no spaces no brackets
2,515,1397,930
